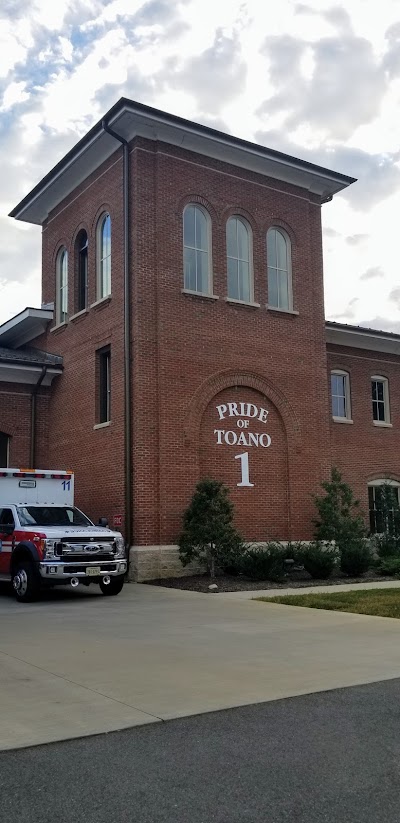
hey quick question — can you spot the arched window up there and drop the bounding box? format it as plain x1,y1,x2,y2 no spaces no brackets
0,432,9,467
97,213,111,299
331,370,352,421
76,229,88,312
226,217,252,303
267,228,292,311
183,204,211,294
368,479,400,534
56,247,68,324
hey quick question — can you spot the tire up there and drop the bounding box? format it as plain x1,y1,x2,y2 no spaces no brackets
99,575,124,596
12,561,41,603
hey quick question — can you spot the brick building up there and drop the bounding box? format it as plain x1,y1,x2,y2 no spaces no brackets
1,98,399,579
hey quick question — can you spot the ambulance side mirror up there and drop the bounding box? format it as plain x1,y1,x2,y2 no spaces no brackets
98,517,108,527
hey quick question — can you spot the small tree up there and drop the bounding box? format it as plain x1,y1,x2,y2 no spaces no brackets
313,467,366,549
179,478,243,578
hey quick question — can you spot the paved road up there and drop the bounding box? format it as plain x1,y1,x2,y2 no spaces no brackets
2,678,400,823
3,581,400,749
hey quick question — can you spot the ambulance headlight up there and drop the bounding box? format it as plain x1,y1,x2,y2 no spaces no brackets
43,540,56,558
115,536,125,558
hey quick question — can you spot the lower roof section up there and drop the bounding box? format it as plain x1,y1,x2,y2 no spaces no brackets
326,321,400,356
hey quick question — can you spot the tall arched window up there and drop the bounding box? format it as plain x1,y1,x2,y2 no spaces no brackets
267,228,292,311
97,213,111,299
368,479,400,534
183,204,211,294
226,217,252,303
56,247,68,324
76,229,88,313
0,432,9,467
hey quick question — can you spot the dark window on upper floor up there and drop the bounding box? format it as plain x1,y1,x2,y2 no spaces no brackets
76,230,88,313
97,347,111,424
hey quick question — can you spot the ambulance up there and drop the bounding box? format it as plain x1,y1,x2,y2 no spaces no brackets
0,469,127,602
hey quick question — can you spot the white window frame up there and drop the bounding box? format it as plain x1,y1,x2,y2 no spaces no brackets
226,216,254,304
371,375,391,427
97,213,111,299
267,227,293,312
368,479,400,534
56,247,68,324
331,369,352,423
183,204,212,296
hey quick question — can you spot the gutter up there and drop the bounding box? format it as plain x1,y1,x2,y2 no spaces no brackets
101,119,133,557
30,366,47,468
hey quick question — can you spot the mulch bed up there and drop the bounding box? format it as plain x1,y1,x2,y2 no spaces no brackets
143,569,395,593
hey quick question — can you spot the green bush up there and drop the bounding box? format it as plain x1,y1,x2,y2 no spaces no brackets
340,540,372,577
372,532,400,559
178,478,243,578
298,541,339,580
313,468,366,551
239,543,286,582
375,556,400,577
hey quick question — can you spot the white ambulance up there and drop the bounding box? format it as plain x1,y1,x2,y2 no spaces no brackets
0,469,127,602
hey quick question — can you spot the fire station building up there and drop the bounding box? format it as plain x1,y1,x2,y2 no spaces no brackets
1,98,400,579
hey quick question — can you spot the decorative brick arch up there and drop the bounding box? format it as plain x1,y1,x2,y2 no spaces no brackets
184,369,302,452
367,472,400,484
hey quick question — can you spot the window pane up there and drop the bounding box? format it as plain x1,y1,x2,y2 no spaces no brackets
237,220,249,262
195,208,208,251
102,215,111,258
276,231,287,270
268,267,278,307
238,260,250,302
377,382,384,402
267,230,277,267
228,257,239,299
184,206,196,248
226,219,237,258
196,250,209,293
278,269,289,310
184,247,196,291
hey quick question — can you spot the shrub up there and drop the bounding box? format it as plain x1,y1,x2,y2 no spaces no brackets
372,532,400,559
298,541,339,580
178,478,243,578
340,540,372,577
375,556,400,577
313,468,366,552
239,543,286,582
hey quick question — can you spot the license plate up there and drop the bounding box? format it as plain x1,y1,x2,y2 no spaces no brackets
86,567,101,576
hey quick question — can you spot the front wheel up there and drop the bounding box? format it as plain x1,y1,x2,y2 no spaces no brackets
12,561,40,603
99,575,124,596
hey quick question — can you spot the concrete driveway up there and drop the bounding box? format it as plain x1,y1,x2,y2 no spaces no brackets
2,581,400,750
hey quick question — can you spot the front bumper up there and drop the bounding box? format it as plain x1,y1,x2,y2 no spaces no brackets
39,560,127,580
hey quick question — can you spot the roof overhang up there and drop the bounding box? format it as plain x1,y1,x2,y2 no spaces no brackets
0,307,53,348
0,362,62,386
10,98,356,226
326,321,400,356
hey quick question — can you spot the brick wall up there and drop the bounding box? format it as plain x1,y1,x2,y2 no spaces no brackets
35,136,334,543
0,383,50,467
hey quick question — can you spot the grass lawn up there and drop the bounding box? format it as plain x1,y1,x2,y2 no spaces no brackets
257,588,400,618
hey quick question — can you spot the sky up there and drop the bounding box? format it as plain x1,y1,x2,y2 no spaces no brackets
1,0,400,330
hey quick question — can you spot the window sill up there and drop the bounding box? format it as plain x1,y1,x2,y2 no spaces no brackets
181,289,219,300
373,421,392,428
93,421,111,430
49,321,68,334
90,295,111,310
70,308,88,322
266,305,299,316
225,297,260,308
332,416,353,424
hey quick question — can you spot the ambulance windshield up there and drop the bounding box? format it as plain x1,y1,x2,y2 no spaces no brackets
17,506,93,527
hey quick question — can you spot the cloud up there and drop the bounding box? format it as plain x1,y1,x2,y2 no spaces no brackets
259,11,386,141
323,227,340,238
177,28,247,113
346,233,369,246
331,296,359,321
360,266,384,281
359,316,400,335
389,287,400,308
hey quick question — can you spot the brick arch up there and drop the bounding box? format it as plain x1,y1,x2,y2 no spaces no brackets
184,369,302,452
176,194,220,227
221,205,260,238
367,472,400,484
264,218,298,247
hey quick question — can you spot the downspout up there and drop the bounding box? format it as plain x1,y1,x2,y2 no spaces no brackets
30,366,47,468
101,120,132,556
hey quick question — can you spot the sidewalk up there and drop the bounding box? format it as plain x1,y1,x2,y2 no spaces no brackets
217,579,400,600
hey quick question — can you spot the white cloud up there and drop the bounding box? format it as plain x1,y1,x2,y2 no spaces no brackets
0,80,29,110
